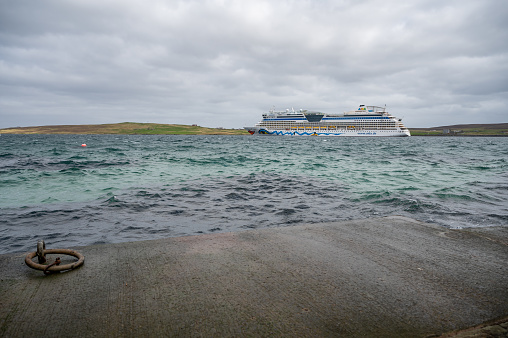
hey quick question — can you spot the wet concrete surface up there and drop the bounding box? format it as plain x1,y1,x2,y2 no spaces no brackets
1,216,507,337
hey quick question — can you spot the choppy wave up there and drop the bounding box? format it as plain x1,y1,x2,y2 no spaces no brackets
1,134,507,254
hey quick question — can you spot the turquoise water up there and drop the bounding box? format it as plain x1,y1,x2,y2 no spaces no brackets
1,134,507,254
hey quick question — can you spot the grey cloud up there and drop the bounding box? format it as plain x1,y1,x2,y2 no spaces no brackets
1,0,507,129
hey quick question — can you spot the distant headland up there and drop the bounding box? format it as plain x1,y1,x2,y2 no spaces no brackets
410,123,508,136
0,122,248,135
0,122,506,136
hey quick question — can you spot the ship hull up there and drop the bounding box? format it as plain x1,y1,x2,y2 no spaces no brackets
244,127,410,137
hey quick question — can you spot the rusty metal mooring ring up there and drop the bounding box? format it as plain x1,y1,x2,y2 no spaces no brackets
25,249,84,273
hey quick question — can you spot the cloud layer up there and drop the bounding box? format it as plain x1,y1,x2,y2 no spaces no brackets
1,0,507,128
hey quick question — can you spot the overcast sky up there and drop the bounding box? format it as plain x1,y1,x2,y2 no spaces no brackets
1,0,507,129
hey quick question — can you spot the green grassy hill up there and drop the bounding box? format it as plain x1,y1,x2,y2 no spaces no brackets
410,123,508,136
0,122,248,135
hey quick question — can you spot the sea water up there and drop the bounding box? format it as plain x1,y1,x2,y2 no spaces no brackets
1,134,507,254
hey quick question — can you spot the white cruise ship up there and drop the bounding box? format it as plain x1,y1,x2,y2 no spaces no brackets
244,105,410,137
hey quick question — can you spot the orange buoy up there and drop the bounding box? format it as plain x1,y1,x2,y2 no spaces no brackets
81,144,87,147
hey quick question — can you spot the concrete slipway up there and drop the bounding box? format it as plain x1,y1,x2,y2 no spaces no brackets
1,216,507,337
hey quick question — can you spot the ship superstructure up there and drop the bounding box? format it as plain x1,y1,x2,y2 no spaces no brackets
244,105,410,137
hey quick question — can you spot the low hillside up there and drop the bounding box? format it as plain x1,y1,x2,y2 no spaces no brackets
0,122,248,135
410,123,508,136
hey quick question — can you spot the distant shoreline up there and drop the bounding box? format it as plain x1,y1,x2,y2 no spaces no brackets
410,123,507,136
1,122,507,136
0,122,248,135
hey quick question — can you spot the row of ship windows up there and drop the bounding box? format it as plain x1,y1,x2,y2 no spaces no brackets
262,126,398,130
261,123,397,126
282,125,396,127
260,124,398,130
